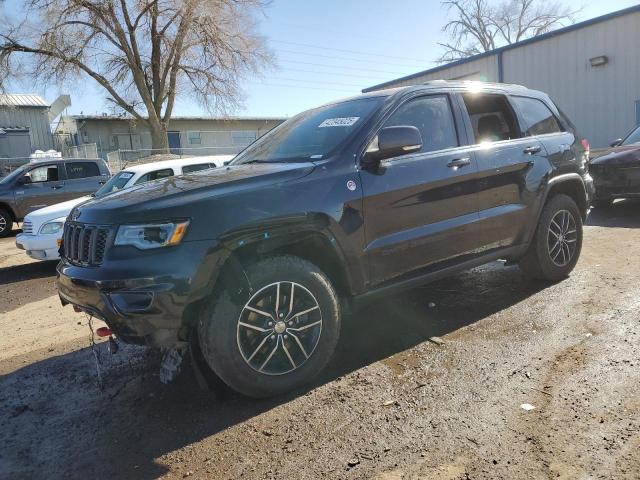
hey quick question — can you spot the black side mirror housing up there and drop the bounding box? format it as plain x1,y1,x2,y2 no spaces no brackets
610,138,623,147
362,126,423,168
17,175,31,185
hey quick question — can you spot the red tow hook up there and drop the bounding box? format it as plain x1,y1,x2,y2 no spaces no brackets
73,305,82,313
96,327,113,337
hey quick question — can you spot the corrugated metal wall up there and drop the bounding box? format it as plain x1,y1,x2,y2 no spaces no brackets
502,10,640,147
0,106,54,152
367,9,640,148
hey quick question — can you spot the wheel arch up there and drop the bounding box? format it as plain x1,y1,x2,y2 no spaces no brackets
545,174,588,221
229,228,355,300
0,202,16,221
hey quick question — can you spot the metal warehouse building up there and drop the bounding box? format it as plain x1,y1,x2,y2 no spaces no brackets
56,115,285,159
364,5,640,148
0,94,55,157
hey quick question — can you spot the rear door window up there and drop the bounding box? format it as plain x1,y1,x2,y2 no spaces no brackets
65,162,100,179
461,93,521,143
134,168,174,185
382,95,459,154
511,96,563,136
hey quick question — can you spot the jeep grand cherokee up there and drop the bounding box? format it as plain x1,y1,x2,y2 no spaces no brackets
57,81,594,398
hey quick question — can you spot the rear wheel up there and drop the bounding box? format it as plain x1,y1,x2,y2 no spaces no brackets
198,255,341,398
519,194,583,282
0,209,13,238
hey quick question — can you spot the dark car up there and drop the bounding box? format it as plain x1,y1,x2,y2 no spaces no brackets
57,81,593,398
0,158,111,237
589,125,640,207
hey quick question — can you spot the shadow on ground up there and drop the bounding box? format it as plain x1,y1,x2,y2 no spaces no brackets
586,198,640,228
0,260,58,285
0,262,547,479
4,200,640,478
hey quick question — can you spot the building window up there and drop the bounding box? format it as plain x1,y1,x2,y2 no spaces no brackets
232,131,257,146
188,131,201,144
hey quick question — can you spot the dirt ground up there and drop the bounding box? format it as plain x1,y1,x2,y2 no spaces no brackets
1,202,639,480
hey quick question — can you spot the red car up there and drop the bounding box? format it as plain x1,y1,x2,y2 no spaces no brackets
589,125,640,207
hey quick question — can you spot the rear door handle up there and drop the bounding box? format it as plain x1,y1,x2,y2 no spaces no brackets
51,185,64,190
447,157,471,169
523,145,542,155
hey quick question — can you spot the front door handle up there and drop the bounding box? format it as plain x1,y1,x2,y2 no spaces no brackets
447,157,471,169
51,185,64,190
523,145,542,155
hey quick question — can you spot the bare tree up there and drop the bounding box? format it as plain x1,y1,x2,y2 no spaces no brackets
438,0,580,63
0,0,272,151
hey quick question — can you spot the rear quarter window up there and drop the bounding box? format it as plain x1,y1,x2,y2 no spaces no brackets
134,168,174,185
511,96,564,136
182,163,214,174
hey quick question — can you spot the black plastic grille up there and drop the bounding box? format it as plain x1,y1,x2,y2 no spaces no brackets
62,222,111,266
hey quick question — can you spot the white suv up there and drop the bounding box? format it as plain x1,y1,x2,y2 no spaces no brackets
15,155,232,260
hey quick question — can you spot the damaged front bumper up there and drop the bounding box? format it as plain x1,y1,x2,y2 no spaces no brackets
57,240,225,348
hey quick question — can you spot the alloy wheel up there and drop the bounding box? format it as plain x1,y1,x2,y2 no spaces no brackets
0,215,6,233
547,209,577,267
237,281,322,376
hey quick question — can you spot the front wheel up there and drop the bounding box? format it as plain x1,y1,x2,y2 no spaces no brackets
519,194,583,282
0,209,13,238
198,255,341,398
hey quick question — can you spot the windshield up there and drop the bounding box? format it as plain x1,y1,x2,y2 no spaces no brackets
94,171,135,197
0,165,27,185
622,126,640,145
232,96,385,164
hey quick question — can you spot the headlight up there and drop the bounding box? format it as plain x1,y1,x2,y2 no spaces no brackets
39,221,64,235
114,221,189,250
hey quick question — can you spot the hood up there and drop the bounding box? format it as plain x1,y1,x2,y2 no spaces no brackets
74,162,315,223
590,145,640,167
24,196,91,230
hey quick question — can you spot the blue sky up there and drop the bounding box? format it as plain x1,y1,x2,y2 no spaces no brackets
7,0,640,118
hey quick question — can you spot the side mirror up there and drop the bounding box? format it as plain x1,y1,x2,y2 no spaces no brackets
18,175,31,185
610,138,623,147
223,160,231,166
362,126,423,168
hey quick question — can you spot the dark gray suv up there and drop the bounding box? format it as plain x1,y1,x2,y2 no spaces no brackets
0,158,110,237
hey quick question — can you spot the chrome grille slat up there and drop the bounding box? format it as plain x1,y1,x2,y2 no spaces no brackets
62,222,112,266
22,221,33,235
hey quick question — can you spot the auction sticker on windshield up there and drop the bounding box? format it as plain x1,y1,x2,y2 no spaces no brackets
318,117,360,128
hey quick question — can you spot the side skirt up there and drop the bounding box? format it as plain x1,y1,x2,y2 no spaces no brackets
351,244,528,308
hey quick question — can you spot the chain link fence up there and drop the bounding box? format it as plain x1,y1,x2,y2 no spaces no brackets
105,146,242,171
64,143,98,159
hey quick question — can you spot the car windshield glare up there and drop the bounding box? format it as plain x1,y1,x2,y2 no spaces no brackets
232,97,385,165
95,171,134,196
622,126,640,145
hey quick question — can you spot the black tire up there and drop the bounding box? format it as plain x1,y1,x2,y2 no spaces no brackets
518,194,583,282
0,209,13,238
198,255,341,398
591,197,613,208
